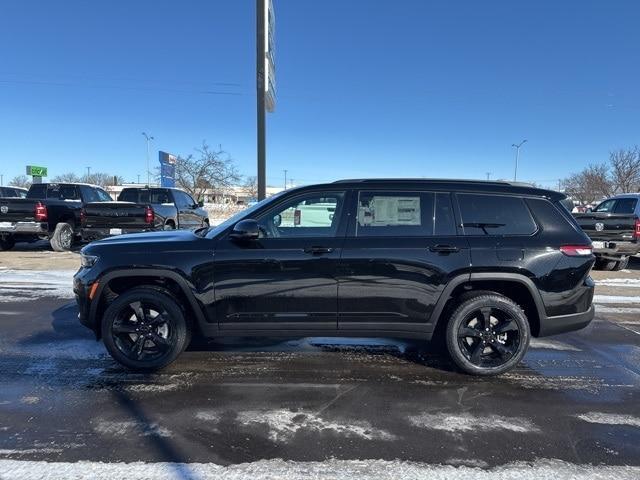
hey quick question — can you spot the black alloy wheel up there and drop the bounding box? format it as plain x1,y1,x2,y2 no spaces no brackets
101,287,189,371
446,294,530,376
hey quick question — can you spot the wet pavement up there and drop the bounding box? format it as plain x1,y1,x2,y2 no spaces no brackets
0,293,639,471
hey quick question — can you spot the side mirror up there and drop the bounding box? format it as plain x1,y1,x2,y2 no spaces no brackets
229,219,259,241
197,200,204,207
273,214,282,227
586,208,592,213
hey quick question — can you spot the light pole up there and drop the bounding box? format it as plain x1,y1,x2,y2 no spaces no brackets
283,169,288,189
86,166,91,179
142,132,154,186
512,139,527,181
0,174,3,186
486,172,491,180
137,174,141,184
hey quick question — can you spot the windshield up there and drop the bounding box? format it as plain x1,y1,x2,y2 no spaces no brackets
204,192,286,238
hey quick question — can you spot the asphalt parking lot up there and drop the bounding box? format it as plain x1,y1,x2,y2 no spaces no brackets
0,244,639,478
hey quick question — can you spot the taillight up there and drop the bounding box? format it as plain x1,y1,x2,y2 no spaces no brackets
34,202,48,222
145,206,154,224
634,218,640,240
80,208,86,224
560,245,593,257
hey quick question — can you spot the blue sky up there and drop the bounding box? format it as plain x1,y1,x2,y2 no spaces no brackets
0,0,638,189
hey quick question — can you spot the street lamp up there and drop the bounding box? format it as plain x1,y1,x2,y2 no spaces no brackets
512,139,527,181
142,132,154,186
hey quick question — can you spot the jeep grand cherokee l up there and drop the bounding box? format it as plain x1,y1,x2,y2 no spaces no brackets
74,179,595,376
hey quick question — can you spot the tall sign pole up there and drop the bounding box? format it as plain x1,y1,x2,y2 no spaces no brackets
257,0,275,200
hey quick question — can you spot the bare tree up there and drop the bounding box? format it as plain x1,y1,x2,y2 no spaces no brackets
174,142,240,200
610,147,640,194
563,164,613,204
52,172,81,183
242,176,258,199
9,175,31,189
81,172,124,187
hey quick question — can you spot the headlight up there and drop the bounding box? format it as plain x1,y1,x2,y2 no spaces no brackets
81,254,99,268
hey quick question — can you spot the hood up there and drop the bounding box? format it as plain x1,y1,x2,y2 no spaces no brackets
82,229,200,255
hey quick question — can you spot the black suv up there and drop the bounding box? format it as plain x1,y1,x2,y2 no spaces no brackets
74,179,595,376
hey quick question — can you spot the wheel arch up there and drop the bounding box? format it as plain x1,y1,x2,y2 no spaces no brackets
432,273,544,338
90,269,209,339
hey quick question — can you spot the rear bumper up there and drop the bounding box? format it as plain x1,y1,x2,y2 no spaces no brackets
592,240,640,261
538,304,595,337
81,226,155,241
0,221,48,236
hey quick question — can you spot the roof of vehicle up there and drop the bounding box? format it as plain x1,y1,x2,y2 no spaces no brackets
3,186,28,191
320,178,565,200
604,193,640,199
32,182,105,189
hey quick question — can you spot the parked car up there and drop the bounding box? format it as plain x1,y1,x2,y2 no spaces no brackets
74,179,595,376
81,187,209,241
0,183,112,251
573,194,640,270
0,186,28,198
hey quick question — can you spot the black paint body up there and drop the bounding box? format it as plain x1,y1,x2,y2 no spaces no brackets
75,179,595,341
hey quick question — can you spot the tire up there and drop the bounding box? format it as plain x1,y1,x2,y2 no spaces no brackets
595,259,616,271
50,222,74,251
445,293,531,376
613,257,629,271
0,235,15,251
101,287,190,371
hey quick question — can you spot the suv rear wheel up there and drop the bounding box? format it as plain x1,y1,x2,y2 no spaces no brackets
101,287,190,371
446,293,530,376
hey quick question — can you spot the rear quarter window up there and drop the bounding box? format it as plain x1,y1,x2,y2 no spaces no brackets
457,193,537,236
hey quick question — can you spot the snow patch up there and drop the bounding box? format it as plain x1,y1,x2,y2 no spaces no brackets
529,339,581,351
593,295,640,304
198,409,396,442
0,269,75,302
409,412,540,433
1,458,639,480
93,420,171,438
576,412,640,428
596,278,640,288
595,306,640,315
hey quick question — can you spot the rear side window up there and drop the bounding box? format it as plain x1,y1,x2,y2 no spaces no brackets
44,184,79,200
613,198,638,214
118,190,138,202
26,184,47,199
356,191,434,237
458,193,537,236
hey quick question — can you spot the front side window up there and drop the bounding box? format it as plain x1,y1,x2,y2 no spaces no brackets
594,199,615,213
458,193,537,236
257,192,345,238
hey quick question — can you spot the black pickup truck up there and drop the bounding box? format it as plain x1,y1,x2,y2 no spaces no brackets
0,183,112,251
574,194,640,270
81,187,209,241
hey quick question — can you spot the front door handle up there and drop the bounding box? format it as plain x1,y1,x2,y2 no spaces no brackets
303,246,334,255
429,244,459,254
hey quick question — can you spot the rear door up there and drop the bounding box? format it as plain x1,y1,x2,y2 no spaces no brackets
338,190,470,333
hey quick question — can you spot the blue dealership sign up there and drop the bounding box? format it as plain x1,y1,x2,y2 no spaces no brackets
159,151,177,187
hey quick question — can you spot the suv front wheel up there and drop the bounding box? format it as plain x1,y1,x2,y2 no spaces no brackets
101,287,190,371
446,293,530,376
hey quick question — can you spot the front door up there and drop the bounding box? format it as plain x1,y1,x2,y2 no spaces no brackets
338,190,471,333
213,190,348,330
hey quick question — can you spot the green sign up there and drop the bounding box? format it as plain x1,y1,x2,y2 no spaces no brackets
26,165,47,177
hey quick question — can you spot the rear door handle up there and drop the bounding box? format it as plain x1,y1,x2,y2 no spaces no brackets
303,246,334,255
429,244,459,254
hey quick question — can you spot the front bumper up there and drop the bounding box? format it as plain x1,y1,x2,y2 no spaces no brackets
0,221,48,236
592,240,640,261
